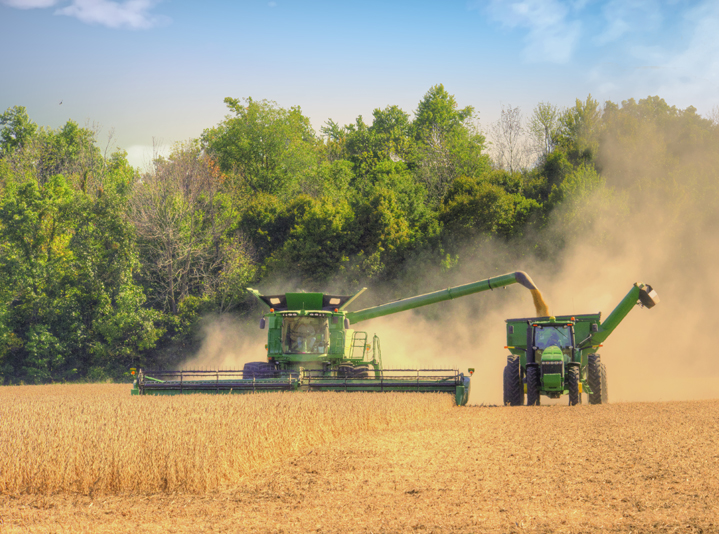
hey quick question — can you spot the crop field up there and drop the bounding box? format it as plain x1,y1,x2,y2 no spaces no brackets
1,385,718,533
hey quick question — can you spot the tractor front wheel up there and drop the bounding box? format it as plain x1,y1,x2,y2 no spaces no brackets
588,354,609,404
566,365,581,406
503,355,524,406
526,365,541,406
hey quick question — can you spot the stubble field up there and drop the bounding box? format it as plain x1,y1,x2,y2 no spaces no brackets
1,384,718,533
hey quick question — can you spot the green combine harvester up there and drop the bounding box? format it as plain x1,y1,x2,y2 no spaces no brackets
503,283,659,406
132,271,543,405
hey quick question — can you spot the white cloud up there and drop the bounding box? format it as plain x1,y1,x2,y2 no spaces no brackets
1,0,169,29
648,2,719,109
478,0,582,63
595,0,662,45
55,0,168,29
586,1,719,115
0,0,59,7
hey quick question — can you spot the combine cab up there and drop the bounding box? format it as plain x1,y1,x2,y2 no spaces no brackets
502,283,659,406
133,271,545,406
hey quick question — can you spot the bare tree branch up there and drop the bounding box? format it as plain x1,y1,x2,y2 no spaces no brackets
490,104,533,172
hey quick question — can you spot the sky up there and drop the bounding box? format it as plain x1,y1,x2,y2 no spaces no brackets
1,0,718,167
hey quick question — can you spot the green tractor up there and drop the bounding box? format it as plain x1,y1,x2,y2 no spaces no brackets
503,283,659,406
132,271,543,406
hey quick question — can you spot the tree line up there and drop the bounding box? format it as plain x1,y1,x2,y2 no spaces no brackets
1,86,717,383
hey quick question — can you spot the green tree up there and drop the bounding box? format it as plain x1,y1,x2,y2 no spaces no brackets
0,174,160,383
528,102,561,158
202,97,319,197
556,95,601,166
440,175,541,242
413,84,474,139
413,85,489,204
264,196,357,284
0,106,38,154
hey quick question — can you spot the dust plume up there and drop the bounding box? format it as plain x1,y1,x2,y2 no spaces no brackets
182,314,266,370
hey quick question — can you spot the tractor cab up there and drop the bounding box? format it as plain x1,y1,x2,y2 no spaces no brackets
528,318,578,398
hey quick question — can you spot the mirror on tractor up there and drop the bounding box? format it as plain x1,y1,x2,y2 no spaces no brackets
344,318,350,329
259,317,266,330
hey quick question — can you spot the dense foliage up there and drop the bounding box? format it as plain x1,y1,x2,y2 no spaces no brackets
1,88,717,383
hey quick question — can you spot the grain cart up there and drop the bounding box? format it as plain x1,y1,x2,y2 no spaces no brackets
132,271,543,406
502,283,659,406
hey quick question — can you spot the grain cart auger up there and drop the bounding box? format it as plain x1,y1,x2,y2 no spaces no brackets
502,283,659,407
131,271,543,405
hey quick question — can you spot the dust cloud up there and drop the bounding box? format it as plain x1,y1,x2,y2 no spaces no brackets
182,314,266,370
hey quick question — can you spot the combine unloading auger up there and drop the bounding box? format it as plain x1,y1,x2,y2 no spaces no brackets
132,271,543,405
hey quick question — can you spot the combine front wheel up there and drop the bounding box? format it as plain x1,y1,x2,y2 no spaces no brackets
566,365,581,406
243,362,278,378
351,365,372,378
526,365,541,406
338,364,355,378
503,355,524,406
588,354,609,405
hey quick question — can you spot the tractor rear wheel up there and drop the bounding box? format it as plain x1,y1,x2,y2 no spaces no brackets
243,362,277,378
526,365,541,406
503,355,524,406
588,354,609,404
566,365,581,406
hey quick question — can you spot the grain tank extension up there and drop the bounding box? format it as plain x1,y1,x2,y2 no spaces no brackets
132,271,542,405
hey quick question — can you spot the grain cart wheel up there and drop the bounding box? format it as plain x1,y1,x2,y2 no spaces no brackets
243,362,277,378
566,365,581,406
503,355,524,406
587,354,609,405
526,365,541,406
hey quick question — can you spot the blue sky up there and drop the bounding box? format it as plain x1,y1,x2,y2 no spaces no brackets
1,0,717,167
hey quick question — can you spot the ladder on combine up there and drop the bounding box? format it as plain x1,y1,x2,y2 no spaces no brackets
350,331,368,360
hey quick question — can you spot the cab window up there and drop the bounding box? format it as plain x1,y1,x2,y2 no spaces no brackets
535,326,572,350
282,316,330,354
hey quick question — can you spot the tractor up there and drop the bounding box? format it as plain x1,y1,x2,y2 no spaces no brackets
503,283,659,406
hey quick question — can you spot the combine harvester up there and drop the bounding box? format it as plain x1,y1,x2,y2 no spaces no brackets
503,283,659,406
132,271,544,405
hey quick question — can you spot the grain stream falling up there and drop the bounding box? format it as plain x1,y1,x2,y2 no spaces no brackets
529,288,550,317
0,384,453,495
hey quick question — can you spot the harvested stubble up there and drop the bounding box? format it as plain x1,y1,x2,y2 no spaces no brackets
0,384,453,495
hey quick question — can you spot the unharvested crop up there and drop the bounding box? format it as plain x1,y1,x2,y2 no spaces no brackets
0,384,453,495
